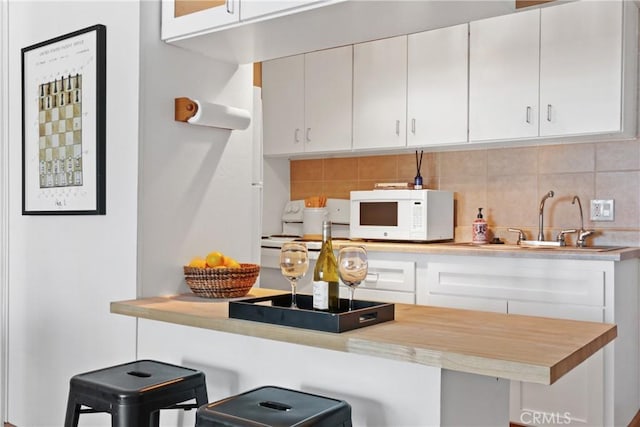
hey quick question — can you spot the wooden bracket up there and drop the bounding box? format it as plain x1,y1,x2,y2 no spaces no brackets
175,97,199,122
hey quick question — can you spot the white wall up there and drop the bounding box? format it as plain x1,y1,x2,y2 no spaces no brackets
6,1,140,425
137,0,257,298
4,0,258,424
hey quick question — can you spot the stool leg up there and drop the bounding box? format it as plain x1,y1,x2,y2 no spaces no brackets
150,410,160,427
195,383,209,406
113,406,150,427
63,392,81,427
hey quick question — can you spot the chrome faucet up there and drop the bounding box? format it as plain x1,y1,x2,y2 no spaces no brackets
572,195,594,247
538,190,554,241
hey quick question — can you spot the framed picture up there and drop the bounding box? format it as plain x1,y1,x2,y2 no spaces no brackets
21,24,106,215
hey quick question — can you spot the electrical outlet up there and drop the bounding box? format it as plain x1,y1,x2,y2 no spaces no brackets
590,199,614,221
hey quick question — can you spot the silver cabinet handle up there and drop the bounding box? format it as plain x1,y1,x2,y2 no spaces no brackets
226,0,234,14
294,128,300,143
305,127,311,143
526,106,531,124
396,120,400,136
547,104,552,122
411,118,416,134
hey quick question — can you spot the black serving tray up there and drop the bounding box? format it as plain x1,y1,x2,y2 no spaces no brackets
228,294,394,333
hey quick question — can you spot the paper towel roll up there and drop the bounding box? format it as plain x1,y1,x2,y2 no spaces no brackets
187,99,251,130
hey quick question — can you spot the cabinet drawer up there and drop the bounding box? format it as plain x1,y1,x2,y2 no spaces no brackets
427,294,507,313
340,287,415,305
427,262,605,307
359,259,415,293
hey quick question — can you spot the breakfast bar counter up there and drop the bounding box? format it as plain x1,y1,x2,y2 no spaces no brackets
111,288,616,426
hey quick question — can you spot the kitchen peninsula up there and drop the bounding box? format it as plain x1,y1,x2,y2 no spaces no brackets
111,288,615,426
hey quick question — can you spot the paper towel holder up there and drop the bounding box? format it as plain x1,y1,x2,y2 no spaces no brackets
174,97,251,130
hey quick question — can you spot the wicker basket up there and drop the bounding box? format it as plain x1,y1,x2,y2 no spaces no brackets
183,263,260,298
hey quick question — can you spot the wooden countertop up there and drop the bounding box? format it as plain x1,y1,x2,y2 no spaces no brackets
111,288,616,385
331,240,640,261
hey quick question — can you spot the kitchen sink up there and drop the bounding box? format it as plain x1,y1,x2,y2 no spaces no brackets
447,242,625,252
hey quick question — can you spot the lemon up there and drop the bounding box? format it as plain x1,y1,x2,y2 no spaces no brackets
188,257,207,268
206,251,225,268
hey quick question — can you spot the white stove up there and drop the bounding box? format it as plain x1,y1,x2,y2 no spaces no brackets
259,199,349,291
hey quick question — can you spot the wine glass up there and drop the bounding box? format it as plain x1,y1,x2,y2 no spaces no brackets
279,242,309,308
337,246,368,311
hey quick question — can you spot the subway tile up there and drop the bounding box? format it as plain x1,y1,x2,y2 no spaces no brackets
538,143,595,174
487,146,538,176
290,159,323,181
596,140,640,172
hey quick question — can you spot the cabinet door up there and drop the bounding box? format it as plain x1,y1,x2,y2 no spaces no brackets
262,55,305,156
407,24,468,147
304,46,353,153
353,36,407,150
161,0,239,41
539,0,623,137
469,9,540,142
509,301,604,427
241,0,321,20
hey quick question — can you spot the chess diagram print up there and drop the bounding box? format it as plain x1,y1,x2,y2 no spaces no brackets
38,73,84,189
22,24,105,215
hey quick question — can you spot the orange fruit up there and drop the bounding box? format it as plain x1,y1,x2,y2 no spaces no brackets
205,251,225,268
188,257,207,268
224,257,241,268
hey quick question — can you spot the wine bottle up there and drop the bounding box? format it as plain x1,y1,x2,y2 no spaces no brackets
313,220,340,312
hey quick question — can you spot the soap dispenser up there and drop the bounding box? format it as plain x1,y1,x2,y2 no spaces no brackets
472,208,488,244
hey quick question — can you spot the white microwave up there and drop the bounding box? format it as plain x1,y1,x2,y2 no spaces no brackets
350,189,454,242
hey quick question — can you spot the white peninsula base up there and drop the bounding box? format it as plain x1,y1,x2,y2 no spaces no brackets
137,319,509,427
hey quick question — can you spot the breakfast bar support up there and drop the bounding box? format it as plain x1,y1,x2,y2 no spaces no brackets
136,318,510,426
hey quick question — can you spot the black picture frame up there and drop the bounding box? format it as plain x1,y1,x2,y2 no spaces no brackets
21,24,106,215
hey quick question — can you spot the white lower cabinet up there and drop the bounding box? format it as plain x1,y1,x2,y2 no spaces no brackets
421,255,639,427
338,256,416,304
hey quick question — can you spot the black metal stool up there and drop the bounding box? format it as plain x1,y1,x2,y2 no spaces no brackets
64,359,208,427
195,385,352,426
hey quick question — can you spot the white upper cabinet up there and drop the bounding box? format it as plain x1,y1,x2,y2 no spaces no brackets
241,0,321,21
162,0,239,41
469,0,637,143
539,0,625,137
469,9,540,142
353,36,408,150
262,55,305,156
262,45,352,156
304,46,353,153
407,24,469,147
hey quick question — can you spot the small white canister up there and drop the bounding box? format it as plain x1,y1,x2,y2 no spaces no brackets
303,208,328,240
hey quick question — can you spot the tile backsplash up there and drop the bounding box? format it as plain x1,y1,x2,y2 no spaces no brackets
290,140,640,246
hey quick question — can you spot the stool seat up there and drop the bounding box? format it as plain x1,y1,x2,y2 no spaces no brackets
196,386,352,427
65,359,208,427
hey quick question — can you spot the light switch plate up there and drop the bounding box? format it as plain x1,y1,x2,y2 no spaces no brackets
590,199,614,221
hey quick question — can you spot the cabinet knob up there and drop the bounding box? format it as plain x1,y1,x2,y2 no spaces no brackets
294,128,300,143
305,128,311,143
526,106,532,124
547,104,553,122
395,120,400,136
